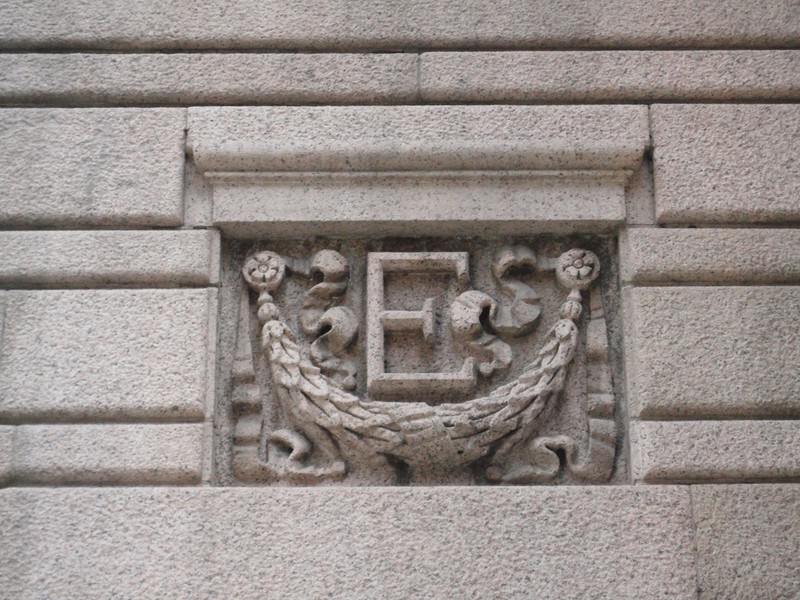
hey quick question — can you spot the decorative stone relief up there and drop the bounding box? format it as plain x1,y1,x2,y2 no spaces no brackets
223,238,619,485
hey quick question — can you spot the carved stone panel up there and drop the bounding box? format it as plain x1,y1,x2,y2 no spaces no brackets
216,237,621,486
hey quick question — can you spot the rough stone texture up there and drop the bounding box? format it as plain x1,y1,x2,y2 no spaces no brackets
0,108,185,227
624,287,800,419
0,426,12,486
0,1,796,50
12,424,204,484
631,420,800,483
0,486,697,598
5,51,798,106
192,105,645,237
421,50,800,102
620,228,800,284
0,230,220,286
211,171,630,238
188,105,649,172
0,289,217,422
0,291,6,346
0,53,418,105
624,161,655,226
652,104,800,223
693,484,800,600
230,241,616,486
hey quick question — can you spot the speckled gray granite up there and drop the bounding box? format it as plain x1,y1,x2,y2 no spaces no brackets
0,108,185,227
0,53,418,105
620,228,800,284
693,484,800,600
187,105,648,172
631,421,800,483
0,289,217,422
0,0,796,50
4,51,798,106
0,230,220,286
624,286,800,419
189,105,646,236
0,486,697,599
652,104,800,223
210,170,631,237
11,423,204,484
421,50,800,102
0,426,12,486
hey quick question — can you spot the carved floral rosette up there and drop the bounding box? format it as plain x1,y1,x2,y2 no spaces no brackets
230,243,617,485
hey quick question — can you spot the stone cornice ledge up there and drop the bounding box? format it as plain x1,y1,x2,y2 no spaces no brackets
187,106,648,237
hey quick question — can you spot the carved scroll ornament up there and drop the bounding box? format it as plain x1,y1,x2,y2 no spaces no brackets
232,245,616,485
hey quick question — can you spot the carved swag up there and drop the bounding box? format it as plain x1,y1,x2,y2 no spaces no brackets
231,244,616,485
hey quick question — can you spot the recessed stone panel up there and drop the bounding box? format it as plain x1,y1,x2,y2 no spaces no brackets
216,236,622,486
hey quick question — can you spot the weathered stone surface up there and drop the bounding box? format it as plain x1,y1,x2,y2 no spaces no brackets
624,287,800,419
693,484,800,600
229,241,616,486
0,230,220,286
0,426,12,486
652,104,800,223
0,486,697,598
624,160,655,226
0,291,6,345
0,53,417,105
0,289,217,422
188,105,648,172
211,171,630,238
0,108,185,227
620,228,800,284
190,105,646,237
0,1,796,50
421,50,800,102
631,421,800,483
12,424,204,484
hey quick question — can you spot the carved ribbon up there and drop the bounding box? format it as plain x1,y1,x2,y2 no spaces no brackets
450,246,541,377
492,285,616,484
296,250,359,390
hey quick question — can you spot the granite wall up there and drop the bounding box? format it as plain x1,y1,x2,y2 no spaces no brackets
1,2,798,598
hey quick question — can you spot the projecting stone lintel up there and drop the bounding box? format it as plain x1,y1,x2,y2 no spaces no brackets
189,105,646,236
207,169,630,238
188,106,649,172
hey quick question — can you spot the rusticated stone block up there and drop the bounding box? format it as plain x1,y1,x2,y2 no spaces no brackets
620,228,800,284
0,230,220,286
0,108,185,226
624,287,800,418
0,289,217,422
0,53,417,105
652,104,800,223
0,486,696,598
0,1,796,50
12,423,204,484
0,426,12,486
693,484,800,600
421,50,800,103
631,421,800,483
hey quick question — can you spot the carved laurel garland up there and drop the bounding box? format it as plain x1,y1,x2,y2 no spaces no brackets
233,246,614,484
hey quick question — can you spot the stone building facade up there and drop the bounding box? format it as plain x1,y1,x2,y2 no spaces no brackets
0,2,798,598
